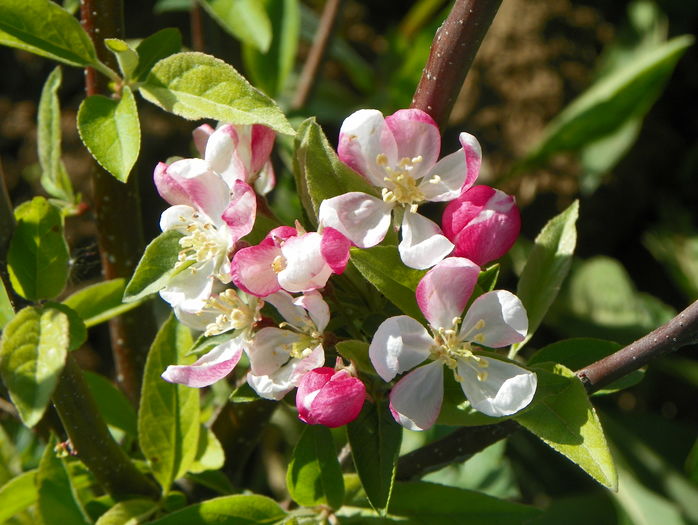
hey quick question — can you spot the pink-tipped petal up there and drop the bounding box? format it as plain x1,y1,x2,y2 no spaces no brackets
460,132,482,191
338,109,397,186
247,327,299,376
294,291,330,332
369,315,433,382
459,290,528,348
456,357,536,417
399,212,454,270
384,109,440,179
389,361,444,431
320,227,351,274
192,124,215,156
318,192,392,249
265,225,298,245
296,368,366,427
250,124,276,174
419,146,468,202
221,180,256,241
161,338,243,388
231,244,281,297
248,344,325,400
416,257,480,329
278,233,333,293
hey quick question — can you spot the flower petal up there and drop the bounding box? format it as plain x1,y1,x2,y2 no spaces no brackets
416,257,480,329
338,109,397,186
220,180,256,241
250,124,276,174
419,146,467,202
161,337,244,388
264,290,310,330
247,327,298,376
456,357,536,417
320,227,351,274
278,232,333,293
459,290,528,348
389,361,444,431
231,244,281,297
192,123,215,156
254,160,276,195
461,132,482,192
318,192,392,249
248,344,325,400
369,315,433,382
159,261,215,312
294,291,330,332
297,368,366,427
399,212,454,269
205,124,244,186
384,109,440,179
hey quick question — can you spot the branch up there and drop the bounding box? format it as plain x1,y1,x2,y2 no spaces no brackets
410,0,502,128
396,300,698,481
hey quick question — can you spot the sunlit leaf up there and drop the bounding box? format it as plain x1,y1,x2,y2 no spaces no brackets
147,495,286,524
200,0,272,52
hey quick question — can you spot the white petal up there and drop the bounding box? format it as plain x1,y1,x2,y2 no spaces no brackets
419,147,467,202
459,290,528,348
278,233,333,292
161,337,244,388
399,212,454,269
456,357,536,417
384,109,441,180
247,327,298,376
264,291,311,331
160,204,198,233
159,262,216,312
248,345,324,400
369,316,433,382
318,192,392,248
294,291,330,333
389,361,444,431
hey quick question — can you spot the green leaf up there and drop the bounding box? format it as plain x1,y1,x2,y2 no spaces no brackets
95,499,158,525
0,470,38,523
350,246,425,321
147,495,286,524
63,278,144,328
37,439,90,525
123,230,184,302
346,400,402,513
0,0,98,67
133,28,183,82
475,264,500,295
335,340,374,376
139,52,295,135
105,38,139,80
138,315,199,492
83,371,137,438
200,0,272,52
46,302,87,351
77,86,141,182
0,305,70,427
293,117,377,225
37,66,75,203
287,425,345,510
514,363,617,490
8,196,69,301
511,200,578,356
614,463,686,525
189,425,225,473
0,279,13,330
242,0,299,96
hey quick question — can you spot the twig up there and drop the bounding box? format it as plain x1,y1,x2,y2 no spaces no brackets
190,3,205,52
410,0,502,128
81,0,156,405
291,0,344,110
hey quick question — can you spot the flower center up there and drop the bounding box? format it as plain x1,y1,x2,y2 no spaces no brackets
201,289,261,336
272,255,287,273
176,213,229,268
376,154,426,212
430,319,489,382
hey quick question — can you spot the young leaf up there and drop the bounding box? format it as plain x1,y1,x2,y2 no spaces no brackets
104,38,139,80
514,363,617,490
147,495,287,524
95,499,158,525
0,305,70,427
139,52,295,135
0,470,38,523
83,371,137,438
63,278,143,327
200,0,272,52
350,246,425,322
77,86,141,182
123,230,184,303
287,425,345,510
511,200,578,356
346,400,402,513
0,279,13,330
133,28,183,82
0,0,99,67
138,314,199,492
37,66,75,203
8,196,70,301
37,439,90,525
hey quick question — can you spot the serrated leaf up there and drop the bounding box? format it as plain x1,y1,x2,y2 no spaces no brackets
138,315,199,492
0,305,70,427
293,117,377,225
123,230,184,302
63,278,143,327
147,495,286,524
346,400,402,513
8,196,69,301
37,439,90,525
77,86,140,182
0,0,98,67
0,470,37,523
38,66,75,203
287,425,344,509
139,51,295,135
95,499,158,525
350,246,425,321
511,200,578,356
46,302,87,351
83,371,137,438
514,363,617,490
105,38,139,80
201,0,272,52
133,28,182,82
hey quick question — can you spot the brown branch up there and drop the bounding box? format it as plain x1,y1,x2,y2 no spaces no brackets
291,0,344,110
81,0,156,405
190,3,205,52
410,0,502,128
396,300,698,481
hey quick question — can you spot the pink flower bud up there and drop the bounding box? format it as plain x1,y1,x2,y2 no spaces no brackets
442,185,520,267
296,368,366,428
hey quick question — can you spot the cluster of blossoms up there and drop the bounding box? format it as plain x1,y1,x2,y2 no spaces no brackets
155,108,535,431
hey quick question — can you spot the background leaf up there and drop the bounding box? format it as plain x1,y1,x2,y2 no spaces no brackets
200,0,272,52
63,278,143,328
84,371,138,439
133,28,183,82
123,230,184,302
147,495,286,524
0,280,13,330
0,470,38,523
95,499,158,525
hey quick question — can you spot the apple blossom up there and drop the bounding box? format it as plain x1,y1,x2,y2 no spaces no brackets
319,108,482,269
442,185,521,267
369,257,537,431
296,367,366,427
